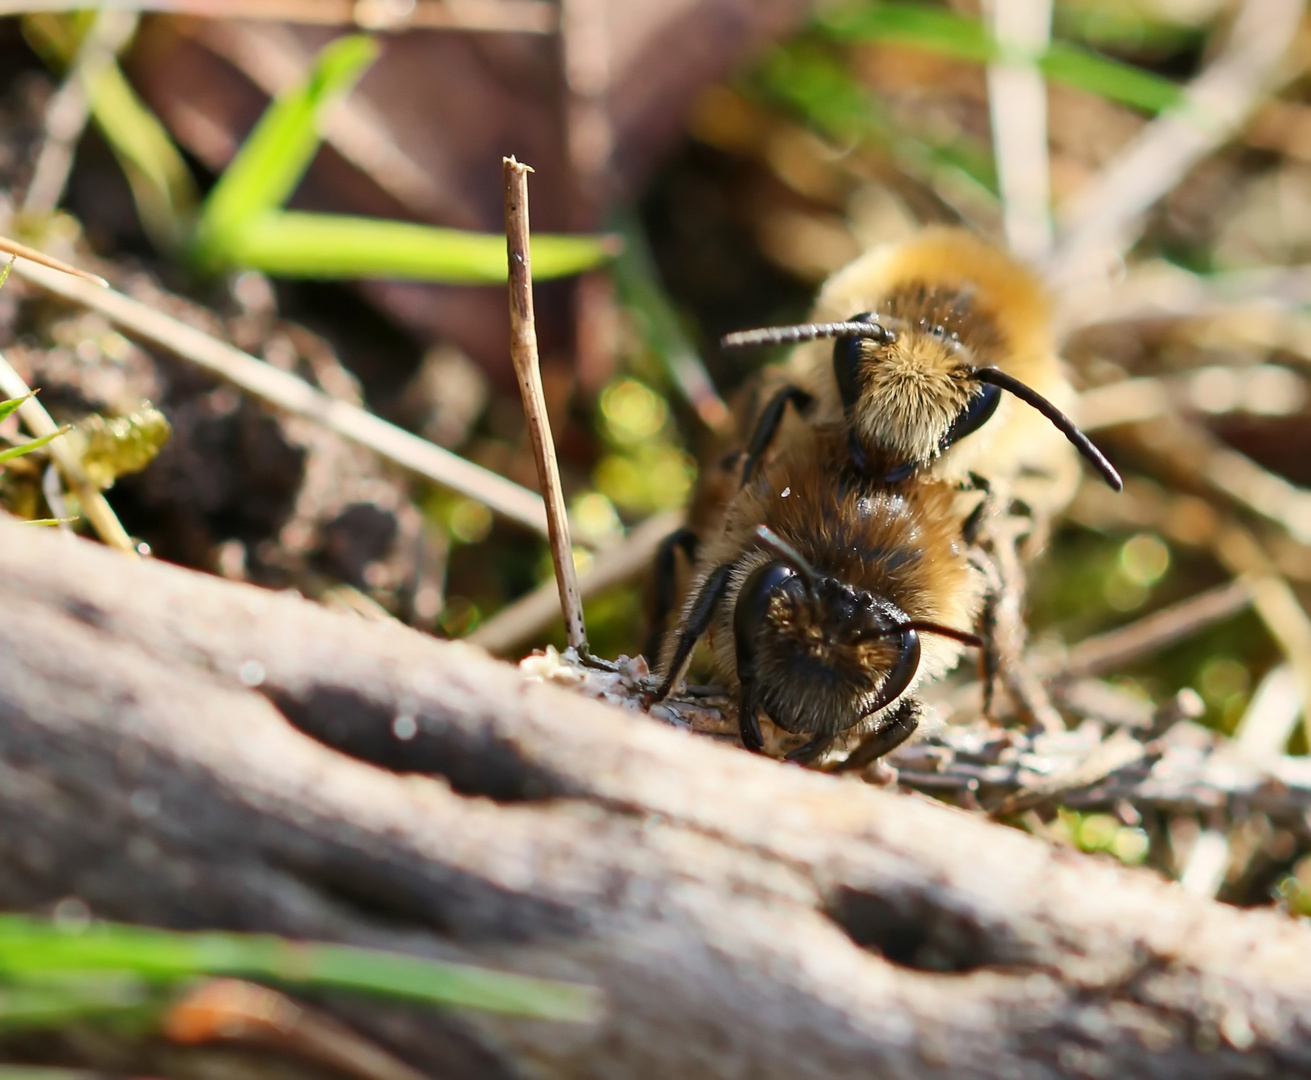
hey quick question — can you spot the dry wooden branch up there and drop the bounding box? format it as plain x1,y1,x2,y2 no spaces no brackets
4,518,1311,1078
504,157,585,650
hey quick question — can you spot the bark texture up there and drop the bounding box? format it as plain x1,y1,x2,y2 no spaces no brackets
2,519,1310,1079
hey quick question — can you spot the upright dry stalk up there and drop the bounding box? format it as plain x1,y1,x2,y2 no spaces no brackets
503,156,586,651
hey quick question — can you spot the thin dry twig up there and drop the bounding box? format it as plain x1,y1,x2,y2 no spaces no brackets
504,156,586,651
985,0,1053,262
1210,525,1311,748
0,0,559,33
11,258,553,536
1064,364,1306,433
1059,259,1311,332
1179,663,1304,897
1125,413,1311,546
992,729,1150,818
1061,578,1254,678
470,510,682,655
0,235,106,286
1049,0,1305,286
0,350,135,555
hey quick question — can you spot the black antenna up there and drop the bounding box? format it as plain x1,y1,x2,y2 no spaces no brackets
722,320,896,350
971,367,1123,491
753,525,818,589
861,620,983,649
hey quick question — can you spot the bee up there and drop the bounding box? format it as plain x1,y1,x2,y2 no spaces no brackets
721,227,1121,506
650,426,985,765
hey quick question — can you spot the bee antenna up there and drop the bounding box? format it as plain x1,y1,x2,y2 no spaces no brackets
722,320,896,350
860,620,982,649
971,367,1123,492
899,621,984,649
753,525,818,589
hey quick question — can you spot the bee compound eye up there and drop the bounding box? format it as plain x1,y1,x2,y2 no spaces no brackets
938,382,1002,454
833,312,879,416
733,561,803,679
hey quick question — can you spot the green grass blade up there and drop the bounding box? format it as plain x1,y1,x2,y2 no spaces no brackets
0,917,599,1022
221,211,618,283
0,393,34,425
0,974,151,1028
0,427,69,464
85,60,199,253
610,216,730,433
753,42,998,199
193,35,379,269
1039,42,1183,114
816,2,1184,115
820,3,993,63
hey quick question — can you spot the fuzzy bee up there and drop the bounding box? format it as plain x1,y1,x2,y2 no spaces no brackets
723,227,1121,510
650,426,985,765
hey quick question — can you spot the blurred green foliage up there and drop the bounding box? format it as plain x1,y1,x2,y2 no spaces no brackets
0,393,67,467
0,913,598,1028
1030,525,1274,735
816,2,1185,114
26,21,615,284
1049,808,1151,865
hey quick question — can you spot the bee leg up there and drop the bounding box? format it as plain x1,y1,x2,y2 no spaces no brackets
649,563,732,703
740,385,814,487
835,697,923,772
976,516,1064,734
644,527,699,665
738,686,765,753
784,732,835,766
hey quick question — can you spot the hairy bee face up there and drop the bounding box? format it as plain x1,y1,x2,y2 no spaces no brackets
733,561,920,737
838,328,987,468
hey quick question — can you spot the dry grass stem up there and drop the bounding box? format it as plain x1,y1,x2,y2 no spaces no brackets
0,350,135,555
1061,578,1254,678
12,258,553,535
1049,0,1305,286
470,510,681,654
22,10,139,218
0,0,558,33
0,235,107,286
504,156,586,651
985,0,1053,262
1179,663,1304,897
1210,524,1311,747
1060,260,1311,332
991,730,1148,818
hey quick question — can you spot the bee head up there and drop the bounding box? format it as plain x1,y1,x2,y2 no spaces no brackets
732,526,979,737
721,319,1122,490
832,312,1000,470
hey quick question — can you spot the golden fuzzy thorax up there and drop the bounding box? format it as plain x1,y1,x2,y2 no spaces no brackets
669,427,987,738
